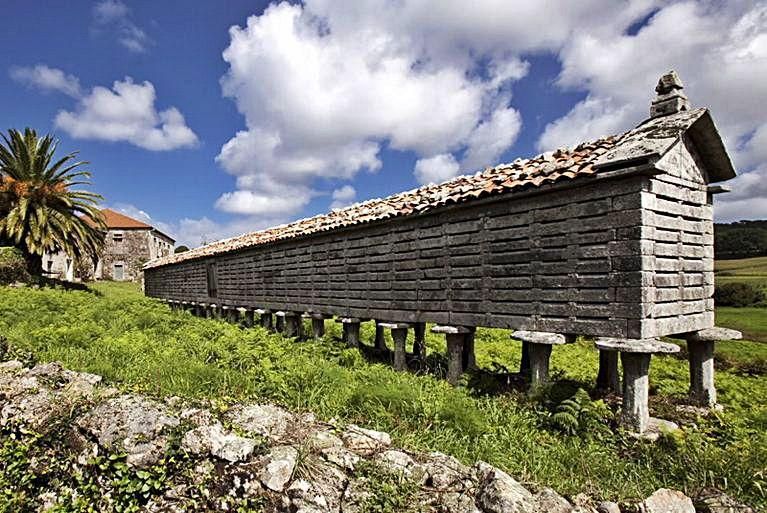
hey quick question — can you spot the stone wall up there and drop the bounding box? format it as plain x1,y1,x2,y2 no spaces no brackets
100,229,151,282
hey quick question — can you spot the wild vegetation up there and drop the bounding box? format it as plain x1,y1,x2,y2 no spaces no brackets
0,282,764,509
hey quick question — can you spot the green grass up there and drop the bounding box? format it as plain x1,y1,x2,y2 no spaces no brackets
0,282,766,508
715,256,767,290
717,307,767,343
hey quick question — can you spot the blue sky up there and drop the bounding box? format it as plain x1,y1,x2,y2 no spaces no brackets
3,1,765,247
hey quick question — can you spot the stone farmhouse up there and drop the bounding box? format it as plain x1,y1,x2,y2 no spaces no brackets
43,208,175,282
144,72,741,434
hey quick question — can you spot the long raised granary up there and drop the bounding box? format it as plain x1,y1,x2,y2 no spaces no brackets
144,79,736,340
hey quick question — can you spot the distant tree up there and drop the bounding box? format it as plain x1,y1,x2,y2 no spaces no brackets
0,128,105,275
174,245,189,253
715,221,767,259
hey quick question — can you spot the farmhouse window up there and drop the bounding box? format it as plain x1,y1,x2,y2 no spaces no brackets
112,232,124,242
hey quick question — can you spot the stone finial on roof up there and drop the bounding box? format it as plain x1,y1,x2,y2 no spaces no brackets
650,70,690,118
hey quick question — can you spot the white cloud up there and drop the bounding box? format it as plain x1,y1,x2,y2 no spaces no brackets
92,0,151,53
330,185,356,209
536,1,767,222
54,77,198,151
218,0,606,218
414,154,461,185
10,65,81,98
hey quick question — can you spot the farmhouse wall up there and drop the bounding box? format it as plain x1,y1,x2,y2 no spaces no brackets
101,229,152,282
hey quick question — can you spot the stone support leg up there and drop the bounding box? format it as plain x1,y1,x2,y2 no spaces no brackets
520,341,530,375
260,313,273,330
275,315,285,333
284,314,302,339
597,350,620,393
243,309,254,328
312,318,325,340
528,343,553,387
391,328,408,371
462,328,477,370
345,321,361,348
446,333,466,386
620,352,651,433
374,323,386,351
688,339,716,407
412,322,426,359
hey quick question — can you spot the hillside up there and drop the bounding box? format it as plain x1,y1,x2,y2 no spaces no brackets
715,220,767,259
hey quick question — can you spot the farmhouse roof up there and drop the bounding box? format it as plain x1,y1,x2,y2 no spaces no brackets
97,209,153,229
145,95,734,270
85,209,176,243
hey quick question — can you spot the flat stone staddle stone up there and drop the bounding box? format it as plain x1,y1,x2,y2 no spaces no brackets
596,338,680,354
686,327,743,342
379,322,410,329
431,325,471,334
512,331,568,345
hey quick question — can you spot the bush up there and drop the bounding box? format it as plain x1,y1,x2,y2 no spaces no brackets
714,282,766,307
0,247,30,285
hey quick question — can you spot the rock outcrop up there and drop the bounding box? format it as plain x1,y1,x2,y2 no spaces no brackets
0,359,742,512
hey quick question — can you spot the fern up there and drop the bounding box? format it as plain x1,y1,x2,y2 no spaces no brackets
550,388,612,438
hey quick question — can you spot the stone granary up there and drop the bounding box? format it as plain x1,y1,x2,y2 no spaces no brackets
144,72,741,434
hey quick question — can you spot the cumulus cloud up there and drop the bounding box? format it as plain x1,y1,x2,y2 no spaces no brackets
414,154,461,185
216,0,619,218
535,1,767,222
92,0,151,53
330,185,356,209
10,64,82,98
54,77,198,151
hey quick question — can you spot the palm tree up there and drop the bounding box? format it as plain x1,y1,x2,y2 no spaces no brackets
0,128,105,275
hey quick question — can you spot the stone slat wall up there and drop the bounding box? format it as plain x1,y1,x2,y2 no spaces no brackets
146,175,677,338
637,139,715,337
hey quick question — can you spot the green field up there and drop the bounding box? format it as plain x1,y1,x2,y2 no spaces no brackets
0,282,765,509
715,256,767,289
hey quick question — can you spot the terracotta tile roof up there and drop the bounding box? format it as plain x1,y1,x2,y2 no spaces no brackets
86,208,153,230
144,108,709,270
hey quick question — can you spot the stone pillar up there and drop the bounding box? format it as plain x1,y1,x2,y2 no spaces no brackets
337,318,361,348
597,350,620,393
209,304,220,319
683,327,742,407
222,306,236,324
256,310,273,330
412,322,426,359
275,311,286,333
380,323,410,371
312,318,325,340
528,343,553,385
432,326,471,386
242,308,254,328
520,341,530,375
512,331,570,388
596,338,680,434
620,352,651,433
374,323,387,351
462,327,477,370
284,312,302,338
